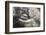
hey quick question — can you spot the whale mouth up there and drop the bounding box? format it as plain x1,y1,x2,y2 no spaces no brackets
19,14,30,20
20,14,28,20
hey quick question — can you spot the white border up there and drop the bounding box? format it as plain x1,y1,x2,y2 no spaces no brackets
9,3,43,32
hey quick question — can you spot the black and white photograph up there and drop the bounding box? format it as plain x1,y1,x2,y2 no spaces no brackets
5,1,45,34
13,7,40,28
